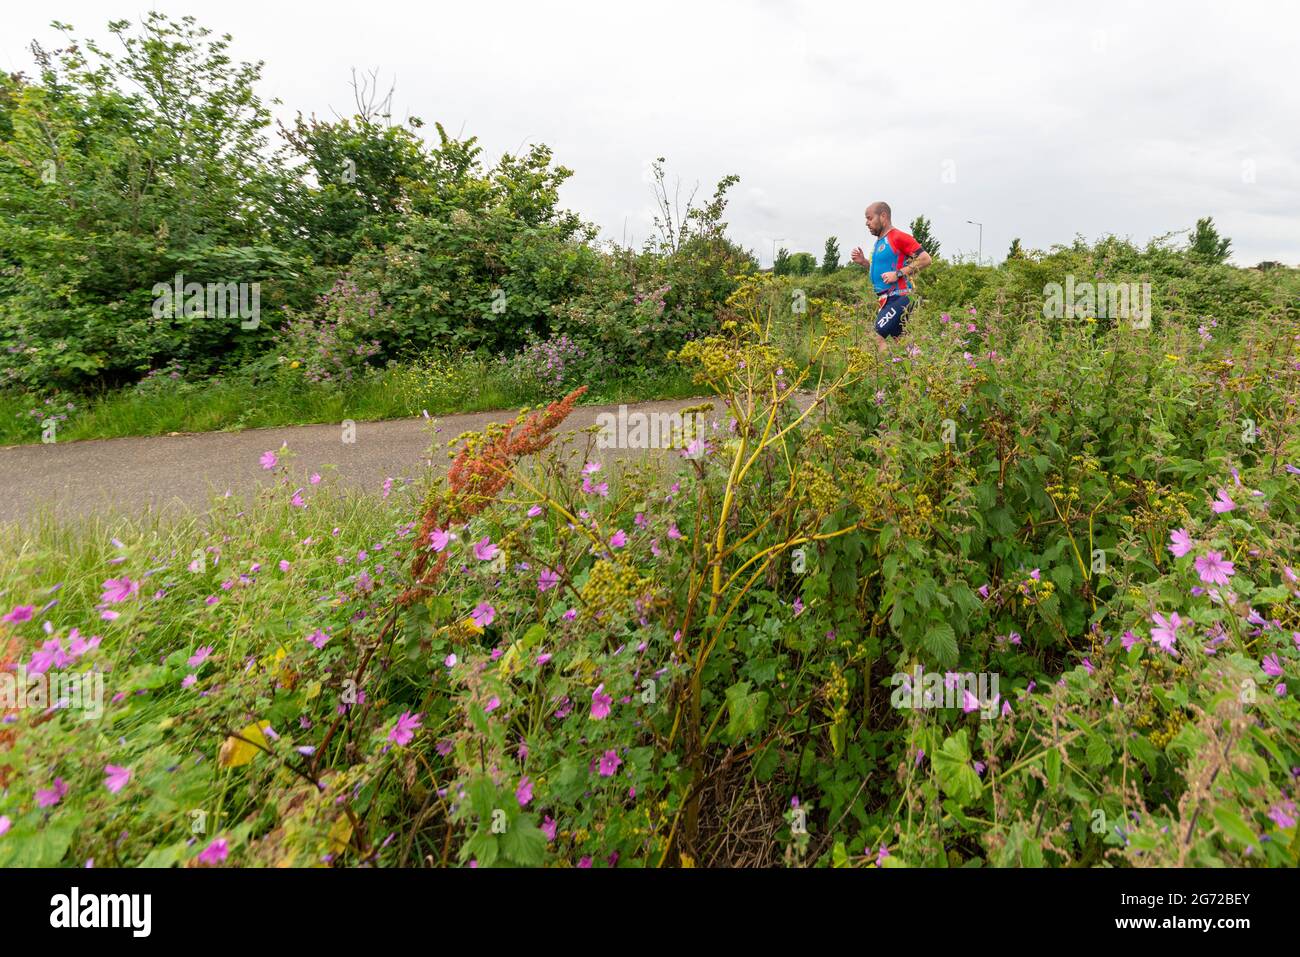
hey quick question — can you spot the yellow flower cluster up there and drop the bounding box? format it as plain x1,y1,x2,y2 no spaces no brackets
580,559,648,619
823,662,850,728
1020,574,1055,608
799,463,841,513
900,491,937,538
1148,712,1188,749
673,336,782,385
1115,477,1195,530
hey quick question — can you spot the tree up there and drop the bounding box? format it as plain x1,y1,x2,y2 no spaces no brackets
646,156,740,255
1189,216,1232,264
788,252,817,276
276,109,435,266
909,214,941,259
821,236,840,274
0,14,297,388
1007,237,1024,260
773,247,791,276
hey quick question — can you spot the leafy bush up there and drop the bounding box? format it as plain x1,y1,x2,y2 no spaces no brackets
273,278,392,385
496,333,592,399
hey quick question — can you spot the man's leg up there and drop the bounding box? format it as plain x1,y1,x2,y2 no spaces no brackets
874,294,910,352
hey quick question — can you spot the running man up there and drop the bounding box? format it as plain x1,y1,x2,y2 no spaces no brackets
850,202,932,349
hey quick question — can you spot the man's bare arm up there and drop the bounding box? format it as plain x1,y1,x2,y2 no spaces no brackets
882,250,932,283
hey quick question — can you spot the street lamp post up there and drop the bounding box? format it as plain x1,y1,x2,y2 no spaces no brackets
966,220,983,266
771,238,789,273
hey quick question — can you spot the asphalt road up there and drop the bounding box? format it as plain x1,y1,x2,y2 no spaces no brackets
0,395,815,525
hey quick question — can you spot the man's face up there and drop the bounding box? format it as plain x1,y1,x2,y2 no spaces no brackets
865,207,886,237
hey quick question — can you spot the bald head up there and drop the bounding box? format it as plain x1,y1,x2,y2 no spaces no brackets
865,202,892,237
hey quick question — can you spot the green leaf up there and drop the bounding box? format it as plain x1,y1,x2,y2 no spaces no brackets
1212,806,1257,847
520,623,546,649
724,681,769,741
932,730,982,807
463,829,499,867
888,594,906,633
10,812,82,866
501,816,548,866
138,840,190,868
427,596,452,623
920,623,958,669
468,775,498,820
1085,734,1113,767
1044,749,1062,789
1129,736,1160,773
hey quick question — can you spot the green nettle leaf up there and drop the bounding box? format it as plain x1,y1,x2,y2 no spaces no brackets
832,841,850,867
724,680,769,741
921,622,959,669
137,840,191,869
1021,840,1044,867
463,829,500,867
500,815,547,866
468,775,498,820
933,730,982,807
1085,734,1113,767
1129,736,1160,773
9,812,82,867
1212,806,1258,847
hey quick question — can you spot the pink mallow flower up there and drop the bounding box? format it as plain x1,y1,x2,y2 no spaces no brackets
2,605,33,624
1150,612,1182,656
104,764,131,794
388,711,422,746
471,602,496,629
100,576,139,604
598,750,623,777
36,778,69,808
1194,551,1234,586
1211,488,1236,513
590,684,613,720
198,838,229,865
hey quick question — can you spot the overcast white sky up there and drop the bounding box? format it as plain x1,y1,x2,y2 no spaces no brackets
5,1,1298,266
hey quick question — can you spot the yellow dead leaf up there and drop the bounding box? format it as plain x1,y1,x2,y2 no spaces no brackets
679,852,696,868
304,680,321,700
327,815,353,855
498,641,524,678
219,720,271,768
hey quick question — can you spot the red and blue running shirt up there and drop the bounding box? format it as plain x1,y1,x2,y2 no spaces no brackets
869,228,923,297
